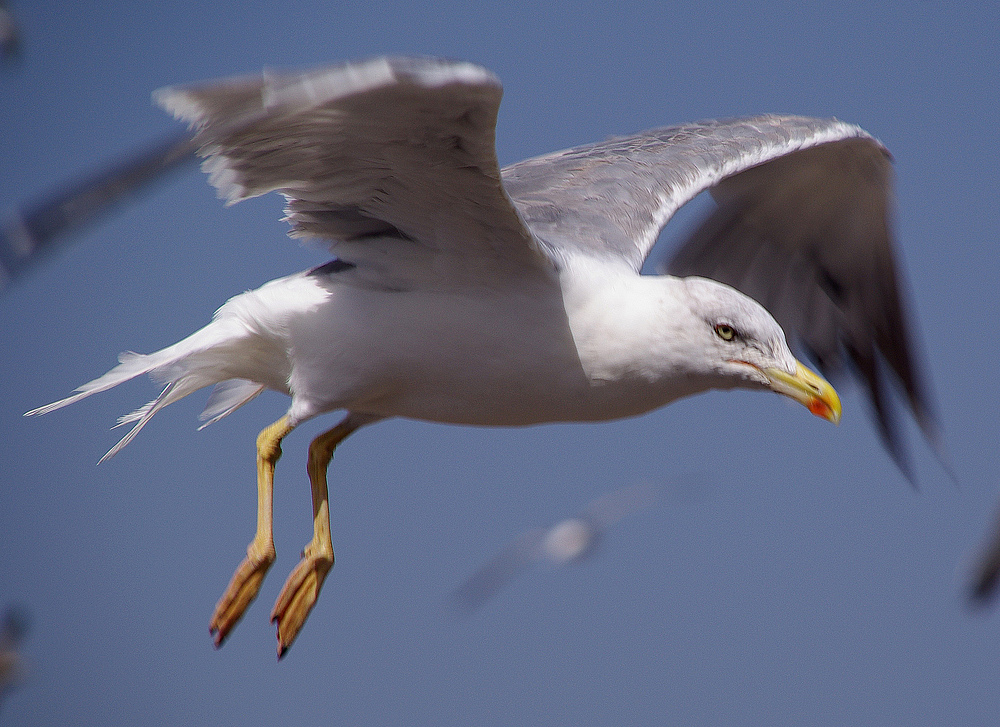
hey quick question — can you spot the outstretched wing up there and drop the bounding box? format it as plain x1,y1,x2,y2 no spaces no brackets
664,131,939,480
451,527,547,614
1,133,197,291
156,57,543,266
969,507,1000,606
503,115,939,479
502,115,869,270
580,482,658,529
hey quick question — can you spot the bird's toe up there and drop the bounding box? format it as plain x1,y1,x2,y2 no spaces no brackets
270,549,333,659
209,545,275,648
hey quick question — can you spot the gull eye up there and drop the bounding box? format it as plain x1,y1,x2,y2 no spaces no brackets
714,323,736,341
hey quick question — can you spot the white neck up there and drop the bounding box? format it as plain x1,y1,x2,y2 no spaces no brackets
559,258,716,415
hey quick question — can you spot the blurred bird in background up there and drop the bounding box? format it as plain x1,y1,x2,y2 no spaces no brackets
0,133,196,291
452,483,659,614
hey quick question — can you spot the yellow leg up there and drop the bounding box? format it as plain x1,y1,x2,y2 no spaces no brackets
270,417,359,659
209,415,295,648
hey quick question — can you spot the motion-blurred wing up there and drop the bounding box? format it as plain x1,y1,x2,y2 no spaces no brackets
157,57,542,266
666,134,940,479
451,527,547,614
1,134,196,290
969,510,1000,606
0,2,21,63
580,482,658,529
0,605,29,704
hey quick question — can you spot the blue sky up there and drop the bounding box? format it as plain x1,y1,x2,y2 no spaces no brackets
1,2,998,724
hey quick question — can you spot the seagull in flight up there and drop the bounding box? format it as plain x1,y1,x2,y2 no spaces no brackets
26,56,938,657
452,483,658,613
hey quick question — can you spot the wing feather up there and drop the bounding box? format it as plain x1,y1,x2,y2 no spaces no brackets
503,114,940,478
502,115,869,269
155,57,542,264
667,137,942,479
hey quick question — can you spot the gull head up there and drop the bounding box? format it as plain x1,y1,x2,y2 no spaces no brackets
678,277,841,424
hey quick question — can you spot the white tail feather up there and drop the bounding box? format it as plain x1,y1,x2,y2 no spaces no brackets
24,272,326,462
25,315,264,462
24,351,164,418
97,374,213,463
198,379,265,429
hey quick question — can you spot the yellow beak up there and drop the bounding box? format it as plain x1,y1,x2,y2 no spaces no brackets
763,360,842,424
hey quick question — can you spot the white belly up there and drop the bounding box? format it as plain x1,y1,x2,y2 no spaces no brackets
232,263,705,428
285,281,590,424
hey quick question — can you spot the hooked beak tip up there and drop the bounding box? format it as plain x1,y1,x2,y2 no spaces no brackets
763,361,842,425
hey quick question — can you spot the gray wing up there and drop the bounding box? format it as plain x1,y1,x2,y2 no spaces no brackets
502,115,872,270
664,130,940,480
1,133,197,290
156,57,541,265
580,482,658,529
0,1,20,63
451,527,547,614
503,114,938,479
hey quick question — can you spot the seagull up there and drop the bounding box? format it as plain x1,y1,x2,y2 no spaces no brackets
452,483,658,613
26,56,937,657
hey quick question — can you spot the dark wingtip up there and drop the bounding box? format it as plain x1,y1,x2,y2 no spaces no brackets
967,508,1000,610
860,353,921,490
969,578,998,608
879,422,919,491
917,411,958,487
875,379,956,490
1,605,31,643
968,555,1000,610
